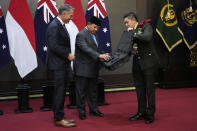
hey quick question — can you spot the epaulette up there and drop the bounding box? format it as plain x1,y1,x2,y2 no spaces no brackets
138,19,151,27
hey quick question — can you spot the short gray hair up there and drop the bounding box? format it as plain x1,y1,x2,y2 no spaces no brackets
58,4,74,15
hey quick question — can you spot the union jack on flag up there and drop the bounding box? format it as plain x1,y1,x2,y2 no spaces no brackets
86,0,111,53
34,0,58,64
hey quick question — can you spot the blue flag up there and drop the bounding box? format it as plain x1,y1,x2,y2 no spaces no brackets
0,6,11,68
86,0,111,53
34,0,58,64
179,0,197,49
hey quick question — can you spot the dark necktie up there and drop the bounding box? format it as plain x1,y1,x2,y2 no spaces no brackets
63,24,69,37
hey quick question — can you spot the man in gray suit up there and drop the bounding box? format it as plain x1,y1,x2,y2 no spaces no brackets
74,16,110,120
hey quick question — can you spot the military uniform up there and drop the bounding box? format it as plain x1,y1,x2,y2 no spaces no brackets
132,21,158,116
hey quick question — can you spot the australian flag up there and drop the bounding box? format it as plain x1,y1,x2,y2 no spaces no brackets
34,0,58,64
179,0,197,49
0,6,10,68
86,0,111,53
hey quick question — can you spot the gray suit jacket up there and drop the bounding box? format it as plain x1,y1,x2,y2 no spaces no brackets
74,28,103,78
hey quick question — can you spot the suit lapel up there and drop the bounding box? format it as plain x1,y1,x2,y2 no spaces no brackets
56,19,70,40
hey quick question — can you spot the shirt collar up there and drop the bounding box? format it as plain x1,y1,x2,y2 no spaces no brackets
57,16,64,25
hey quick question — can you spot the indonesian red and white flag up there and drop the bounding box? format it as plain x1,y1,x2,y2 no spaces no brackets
64,0,86,69
6,0,37,78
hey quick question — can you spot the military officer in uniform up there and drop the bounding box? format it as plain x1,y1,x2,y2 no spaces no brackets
123,12,159,124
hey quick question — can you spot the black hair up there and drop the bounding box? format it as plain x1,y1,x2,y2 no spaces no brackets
88,16,102,26
123,12,138,22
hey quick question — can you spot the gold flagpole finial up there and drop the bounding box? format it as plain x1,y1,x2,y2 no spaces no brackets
167,0,171,19
189,0,193,12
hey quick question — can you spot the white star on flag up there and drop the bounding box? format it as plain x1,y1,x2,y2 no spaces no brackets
43,45,47,52
103,27,108,33
0,28,3,34
2,44,6,50
106,42,110,47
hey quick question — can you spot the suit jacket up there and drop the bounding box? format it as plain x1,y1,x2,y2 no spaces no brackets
46,18,71,70
74,28,103,78
133,22,158,70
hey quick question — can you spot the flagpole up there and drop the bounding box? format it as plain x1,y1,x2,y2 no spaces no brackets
166,0,170,69
15,77,33,114
189,0,193,12
20,78,24,84
167,0,170,20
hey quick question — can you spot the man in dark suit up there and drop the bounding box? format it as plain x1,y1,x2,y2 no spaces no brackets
46,4,76,127
74,16,110,120
123,12,158,124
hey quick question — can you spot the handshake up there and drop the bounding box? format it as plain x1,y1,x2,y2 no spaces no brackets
100,30,135,71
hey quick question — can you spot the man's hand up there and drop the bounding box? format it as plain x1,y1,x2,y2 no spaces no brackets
99,53,110,61
68,53,75,61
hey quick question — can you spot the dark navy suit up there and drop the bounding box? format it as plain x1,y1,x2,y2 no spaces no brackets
46,18,71,121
